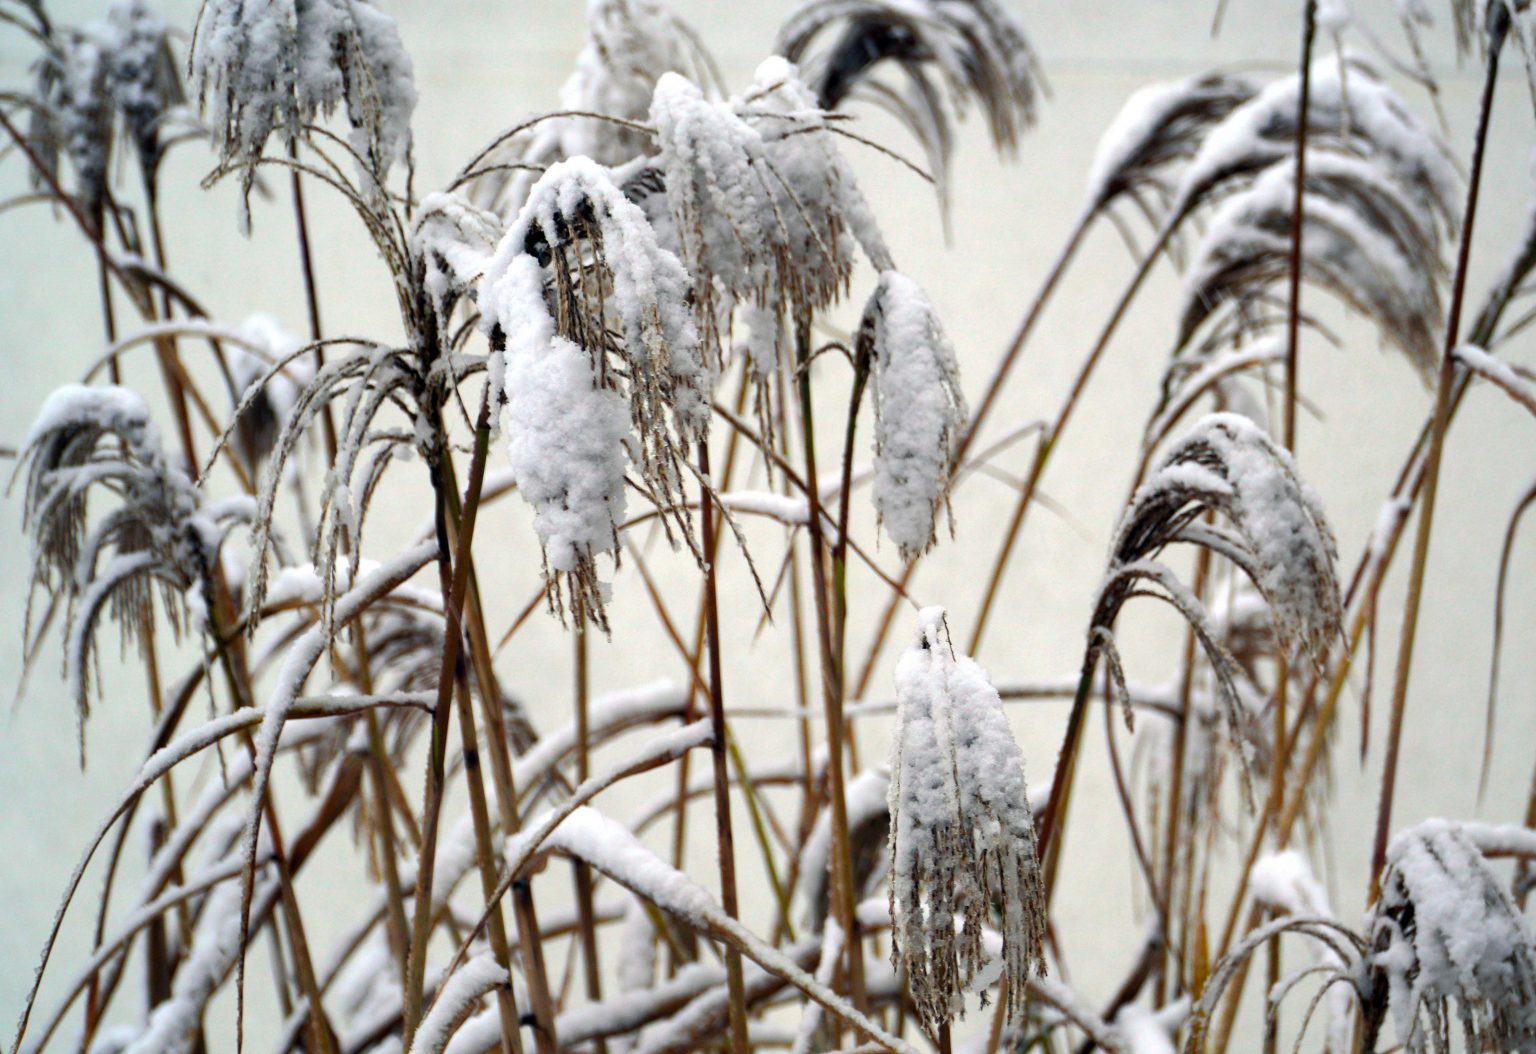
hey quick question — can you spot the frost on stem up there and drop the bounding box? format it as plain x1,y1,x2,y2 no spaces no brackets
479,158,705,627
1368,819,1536,1054
776,0,1045,204
860,271,966,561
191,0,417,211
1179,150,1446,378
15,385,238,757
887,607,1046,1039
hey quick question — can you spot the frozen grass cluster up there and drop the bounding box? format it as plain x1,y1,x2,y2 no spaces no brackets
7,3,1536,1054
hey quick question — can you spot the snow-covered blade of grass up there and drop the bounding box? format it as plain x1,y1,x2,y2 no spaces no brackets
862,271,967,561
1369,818,1536,1053
887,607,1045,1038
542,806,918,1054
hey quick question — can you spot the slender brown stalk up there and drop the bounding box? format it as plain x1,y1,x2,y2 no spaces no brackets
453,667,524,1054
1371,26,1502,899
1158,545,1210,1003
794,316,868,1020
970,224,1172,654
699,436,751,1054
404,390,494,1045
830,357,870,765
289,146,340,465
1283,1,1317,455
436,456,559,1054
571,619,610,1054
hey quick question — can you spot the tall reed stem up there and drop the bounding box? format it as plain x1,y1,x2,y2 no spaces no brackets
1370,23,1502,898
571,619,609,1054
289,148,340,464
970,223,1171,653
699,436,751,1054
404,390,494,1044
1283,1,1317,455
794,316,868,1019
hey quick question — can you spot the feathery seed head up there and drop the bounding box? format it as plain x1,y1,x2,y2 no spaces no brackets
1086,71,1259,218
17,386,213,756
1369,819,1536,1053
191,0,417,211
479,159,708,627
777,0,1045,202
888,607,1046,1038
1178,151,1447,377
862,271,967,562
1110,413,1342,666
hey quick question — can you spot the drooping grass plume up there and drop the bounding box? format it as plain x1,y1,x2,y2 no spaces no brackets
468,0,714,215
1077,412,1342,817
736,57,894,312
861,270,966,561
559,0,699,167
1177,150,1447,377
1365,819,1536,1053
28,23,114,226
1172,53,1459,232
100,0,182,188
14,385,236,754
648,71,777,355
887,608,1046,1039
191,0,416,211
776,0,1044,203
1106,413,1341,667
479,157,707,625
1084,70,1258,222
